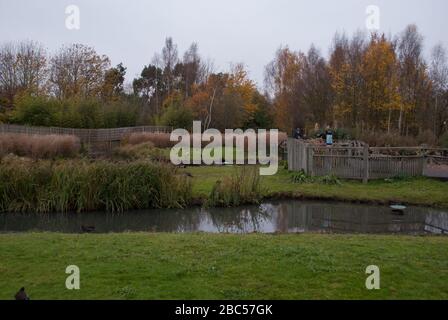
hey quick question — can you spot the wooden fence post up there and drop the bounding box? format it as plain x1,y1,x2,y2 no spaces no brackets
308,145,314,176
420,146,426,176
363,144,369,184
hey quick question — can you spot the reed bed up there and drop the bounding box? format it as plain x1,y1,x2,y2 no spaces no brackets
0,133,80,159
207,166,265,207
0,157,191,213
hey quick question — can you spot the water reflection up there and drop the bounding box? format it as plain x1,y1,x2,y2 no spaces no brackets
1,201,447,235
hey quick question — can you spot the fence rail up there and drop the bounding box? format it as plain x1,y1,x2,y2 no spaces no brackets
0,124,173,144
287,138,448,182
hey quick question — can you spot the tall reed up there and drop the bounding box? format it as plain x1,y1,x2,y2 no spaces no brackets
0,157,191,213
207,166,265,207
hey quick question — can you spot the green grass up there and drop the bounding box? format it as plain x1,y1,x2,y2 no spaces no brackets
0,233,447,300
183,166,448,208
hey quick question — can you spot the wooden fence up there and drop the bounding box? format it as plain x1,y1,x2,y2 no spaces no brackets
0,124,172,144
287,139,446,182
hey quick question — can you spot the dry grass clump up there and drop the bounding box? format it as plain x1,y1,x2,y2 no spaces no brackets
278,132,288,145
113,142,171,163
0,133,80,159
124,133,174,148
358,131,415,147
357,130,441,147
124,131,288,149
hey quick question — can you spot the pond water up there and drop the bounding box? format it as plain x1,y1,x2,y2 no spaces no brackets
1,200,448,235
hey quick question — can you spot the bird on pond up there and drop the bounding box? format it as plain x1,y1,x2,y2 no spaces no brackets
390,204,407,215
15,287,30,300
81,225,96,233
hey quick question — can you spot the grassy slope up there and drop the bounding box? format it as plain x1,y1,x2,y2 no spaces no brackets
182,166,448,208
0,233,447,300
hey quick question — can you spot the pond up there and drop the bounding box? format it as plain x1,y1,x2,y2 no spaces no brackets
1,200,448,235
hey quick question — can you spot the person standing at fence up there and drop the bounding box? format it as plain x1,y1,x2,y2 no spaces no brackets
293,128,303,140
325,126,333,146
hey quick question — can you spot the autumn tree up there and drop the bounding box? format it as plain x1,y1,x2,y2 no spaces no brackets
329,32,366,130
226,63,258,127
361,33,401,132
49,44,110,100
186,72,228,130
102,63,126,101
264,46,304,133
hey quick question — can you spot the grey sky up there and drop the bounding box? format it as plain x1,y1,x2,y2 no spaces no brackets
1,0,447,88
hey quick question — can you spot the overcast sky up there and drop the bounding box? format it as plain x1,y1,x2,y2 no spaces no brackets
1,0,447,88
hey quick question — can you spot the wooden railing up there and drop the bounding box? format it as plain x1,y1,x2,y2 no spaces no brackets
287,138,448,182
0,124,173,144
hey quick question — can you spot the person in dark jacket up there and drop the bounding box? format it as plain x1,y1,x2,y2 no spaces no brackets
293,128,303,139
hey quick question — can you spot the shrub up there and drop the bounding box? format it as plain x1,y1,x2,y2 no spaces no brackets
113,142,171,162
11,95,140,129
0,158,192,213
416,130,438,146
207,166,264,207
319,174,342,185
159,105,193,130
0,133,80,159
113,142,155,160
12,95,59,126
333,128,352,140
439,132,448,148
358,131,417,147
102,101,138,128
290,170,310,184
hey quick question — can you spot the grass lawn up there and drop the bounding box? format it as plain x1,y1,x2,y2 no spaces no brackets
182,166,448,208
0,233,447,300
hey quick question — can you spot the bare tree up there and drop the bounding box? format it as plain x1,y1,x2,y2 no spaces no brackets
430,44,448,135
183,42,201,98
302,45,333,127
0,41,47,106
162,37,178,95
396,24,428,135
